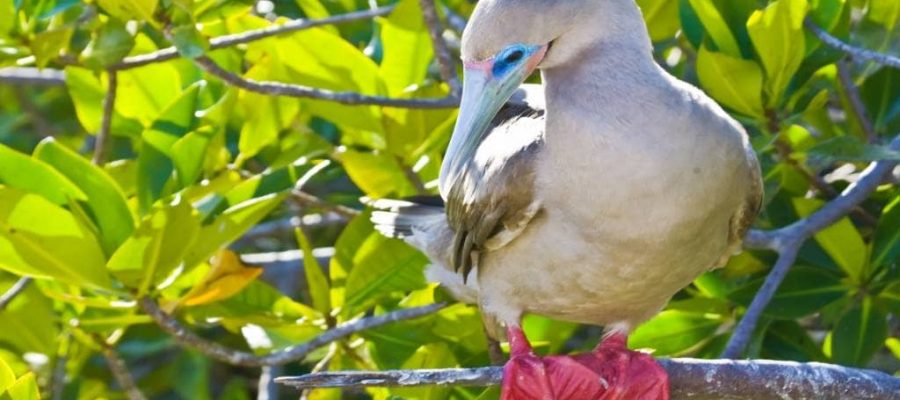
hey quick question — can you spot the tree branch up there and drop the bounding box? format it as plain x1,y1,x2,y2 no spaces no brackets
276,359,900,399
418,0,461,96
804,18,900,69
837,59,878,142
92,70,118,165
139,297,446,367
291,190,362,219
113,6,395,70
100,344,147,400
0,67,66,86
727,135,900,358
193,56,459,109
0,277,32,311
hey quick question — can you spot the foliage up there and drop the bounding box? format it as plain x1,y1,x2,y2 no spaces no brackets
0,0,897,398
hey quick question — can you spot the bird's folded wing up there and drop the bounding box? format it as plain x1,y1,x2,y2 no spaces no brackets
445,103,545,279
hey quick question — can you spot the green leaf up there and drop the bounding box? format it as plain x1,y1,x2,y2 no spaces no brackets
0,187,111,289
729,265,847,319
340,150,418,198
0,357,14,393
696,44,765,118
117,63,182,126
329,212,374,309
629,310,722,356
378,0,433,95
344,234,428,314
637,0,681,41
33,138,136,255
0,143,86,206
831,296,888,366
95,0,158,21
30,27,73,68
236,90,297,161
761,320,826,362
687,0,741,56
872,196,900,267
867,0,900,30
65,67,143,136
861,67,899,136
806,136,900,169
0,373,39,400
296,228,331,314
170,24,209,59
184,193,287,268
107,198,200,293
793,198,867,282
747,0,808,106
390,343,456,400
138,82,202,211
80,19,135,69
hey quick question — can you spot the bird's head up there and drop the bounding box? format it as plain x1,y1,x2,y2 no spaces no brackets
439,0,598,197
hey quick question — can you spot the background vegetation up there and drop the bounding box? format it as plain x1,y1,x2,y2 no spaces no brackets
0,0,897,398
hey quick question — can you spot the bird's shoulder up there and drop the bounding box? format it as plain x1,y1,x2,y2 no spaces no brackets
444,102,545,278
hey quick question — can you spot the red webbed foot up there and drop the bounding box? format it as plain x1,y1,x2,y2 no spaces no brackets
500,327,669,400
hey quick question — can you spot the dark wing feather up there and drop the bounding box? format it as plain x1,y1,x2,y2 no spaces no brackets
444,103,545,280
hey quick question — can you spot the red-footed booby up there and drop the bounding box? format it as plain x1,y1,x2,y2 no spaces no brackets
373,0,763,398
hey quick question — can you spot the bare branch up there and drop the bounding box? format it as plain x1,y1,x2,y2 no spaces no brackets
92,70,118,165
276,359,900,399
805,18,900,69
419,0,461,95
720,246,799,358
729,136,900,358
0,277,32,311
139,297,446,367
114,6,395,70
837,59,878,142
0,67,66,86
291,190,362,219
101,344,147,400
193,56,459,109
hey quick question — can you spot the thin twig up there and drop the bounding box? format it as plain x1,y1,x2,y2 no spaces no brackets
419,0,461,95
0,277,32,311
804,18,900,69
0,67,66,86
92,70,117,165
276,359,900,399
139,297,446,367
100,344,147,400
727,136,900,358
291,190,362,219
112,6,395,70
50,333,70,400
836,59,878,143
193,56,458,109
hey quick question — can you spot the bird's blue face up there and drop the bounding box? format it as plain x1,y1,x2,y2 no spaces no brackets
439,43,548,197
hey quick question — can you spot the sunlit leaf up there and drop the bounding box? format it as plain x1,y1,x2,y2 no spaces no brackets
107,198,200,292
687,0,741,56
696,45,765,118
378,0,433,95
34,138,136,255
80,19,135,69
0,187,110,289
96,0,158,22
0,355,14,393
746,0,808,106
637,0,681,41
296,228,331,314
0,373,39,400
0,143,86,206
793,198,867,282
344,234,428,314
629,310,723,356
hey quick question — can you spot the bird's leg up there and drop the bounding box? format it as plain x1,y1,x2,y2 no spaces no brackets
500,327,669,400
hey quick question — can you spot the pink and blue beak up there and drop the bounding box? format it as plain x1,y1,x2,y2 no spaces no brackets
439,43,548,197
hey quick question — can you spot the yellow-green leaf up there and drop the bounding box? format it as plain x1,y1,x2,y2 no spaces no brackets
696,45,765,118
0,187,110,289
296,228,331,314
687,0,741,57
747,0,808,106
793,198,867,282
1,373,39,400
0,143,87,206
637,0,681,41
378,0,433,95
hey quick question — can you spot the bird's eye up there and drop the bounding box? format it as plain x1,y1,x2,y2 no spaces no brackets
504,50,525,64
